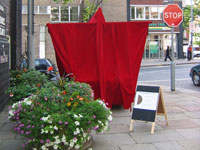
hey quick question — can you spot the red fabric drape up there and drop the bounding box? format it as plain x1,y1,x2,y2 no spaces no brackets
47,8,150,109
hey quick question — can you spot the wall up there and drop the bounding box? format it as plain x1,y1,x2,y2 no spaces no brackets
0,0,10,112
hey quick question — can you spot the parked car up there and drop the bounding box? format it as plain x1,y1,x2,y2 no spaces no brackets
35,59,59,80
189,64,200,86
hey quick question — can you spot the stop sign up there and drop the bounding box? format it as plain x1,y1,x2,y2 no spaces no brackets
163,4,183,27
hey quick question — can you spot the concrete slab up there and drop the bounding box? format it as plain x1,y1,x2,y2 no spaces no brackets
130,130,184,143
0,131,15,140
92,146,120,150
92,133,135,147
119,144,157,150
185,111,200,119
0,139,24,150
176,128,200,139
157,119,199,129
1,122,14,131
107,124,130,134
177,139,200,150
153,141,185,150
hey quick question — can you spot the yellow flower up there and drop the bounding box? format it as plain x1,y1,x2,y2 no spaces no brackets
67,102,71,107
74,102,78,107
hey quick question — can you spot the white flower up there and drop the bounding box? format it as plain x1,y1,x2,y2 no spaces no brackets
64,141,68,145
53,145,58,150
54,136,59,139
69,141,74,147
74,114,79,118
41,145,47,150
45,130,48,133
41,129,44,134
45,143,50,147
50,131,54,134
79,114,83,118
88,148,93,150
75,144,80,149
73,138,77,143
75,121,80,126
33,148,37,150
74,128,80,135
54,126,58,130
108,115,113,122
55,139,61,144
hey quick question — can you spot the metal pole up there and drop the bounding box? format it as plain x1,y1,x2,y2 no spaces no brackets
171,27,175,91
190,0,193,59
27,0,35,69
170,0,175,91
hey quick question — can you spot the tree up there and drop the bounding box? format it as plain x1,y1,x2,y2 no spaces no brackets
183,0,200,45
54,0,104,22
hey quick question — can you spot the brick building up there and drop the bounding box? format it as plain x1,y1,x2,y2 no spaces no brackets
128,0,184,59
21,0,127,65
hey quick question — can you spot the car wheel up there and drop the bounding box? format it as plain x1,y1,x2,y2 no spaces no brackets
192,72,200,86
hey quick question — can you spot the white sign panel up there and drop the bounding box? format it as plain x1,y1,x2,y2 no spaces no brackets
134,91,159,111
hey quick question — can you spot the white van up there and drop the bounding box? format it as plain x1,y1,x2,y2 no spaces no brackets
183,44,200,58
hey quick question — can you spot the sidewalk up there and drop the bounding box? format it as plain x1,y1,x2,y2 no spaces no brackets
0,59,200,150
141,58,200,67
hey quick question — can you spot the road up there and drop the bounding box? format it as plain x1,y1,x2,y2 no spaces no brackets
137,64,200,92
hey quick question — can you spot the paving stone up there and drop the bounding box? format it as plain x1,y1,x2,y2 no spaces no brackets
129,121,163,133
1,122,14,131
92,145,120,150
157,119,199,129
107,124,130,134
153,141,185,150
130,130,183,143
0,131,15,139
185,111,200,119
176,128,200,139
0,139,24,150
119,144,157,150
92,133,135,147
177,139,200,150
110,116,131,125
179,105,200,112
157,113,190,121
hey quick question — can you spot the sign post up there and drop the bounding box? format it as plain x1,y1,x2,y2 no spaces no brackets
163,4,183,91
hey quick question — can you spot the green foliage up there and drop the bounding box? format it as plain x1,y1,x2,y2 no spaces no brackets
8,79,112,150
6,69,48,104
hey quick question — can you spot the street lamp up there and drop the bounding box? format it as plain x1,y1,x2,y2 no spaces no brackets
190,0,194,59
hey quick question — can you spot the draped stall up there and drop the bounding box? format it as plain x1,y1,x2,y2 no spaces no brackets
47,8,150,109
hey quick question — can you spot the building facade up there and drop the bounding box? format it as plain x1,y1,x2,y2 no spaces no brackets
0,0,10,111
21,0,127,65
129,0,184,59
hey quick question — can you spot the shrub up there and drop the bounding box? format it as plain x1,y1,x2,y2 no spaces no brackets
7,69,48,104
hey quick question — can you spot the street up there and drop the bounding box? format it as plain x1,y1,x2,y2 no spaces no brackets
138,64,200,92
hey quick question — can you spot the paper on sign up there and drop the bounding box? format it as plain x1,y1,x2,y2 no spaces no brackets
134,91,159,111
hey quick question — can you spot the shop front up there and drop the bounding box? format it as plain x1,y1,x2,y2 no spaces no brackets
143,20,179,59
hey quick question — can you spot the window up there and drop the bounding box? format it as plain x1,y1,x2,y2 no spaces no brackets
130,5,164,20
51,6,59,22
131,7,135,19
22,6,27,14
136,7,144,19
150,7,159,19
70,7,79,21
39,6,48,14
50,6,79,22
145,7,150,19
61,7,69,21
39,26,45,59
34,6,39,14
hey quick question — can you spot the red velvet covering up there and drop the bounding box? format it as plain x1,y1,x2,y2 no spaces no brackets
47,8,150,109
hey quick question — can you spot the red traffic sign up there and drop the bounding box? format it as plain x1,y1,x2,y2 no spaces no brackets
163,4,183,27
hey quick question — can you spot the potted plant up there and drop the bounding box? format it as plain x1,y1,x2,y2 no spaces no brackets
8,78,112,150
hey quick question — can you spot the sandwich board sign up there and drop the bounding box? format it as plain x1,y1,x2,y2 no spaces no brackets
130,85,168,134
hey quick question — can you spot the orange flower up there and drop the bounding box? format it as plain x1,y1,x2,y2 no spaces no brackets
79,97,84,101
48,66,53,71
37,83,40,87
77,96,79,98
67,102,71,107
63,91,66,95
70,97,73,101
24,69,27,71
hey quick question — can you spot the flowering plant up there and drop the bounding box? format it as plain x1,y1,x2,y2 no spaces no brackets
8,79,112,150
6,69,48,104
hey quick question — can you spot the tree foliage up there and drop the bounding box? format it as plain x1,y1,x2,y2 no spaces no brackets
54,0,103,22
